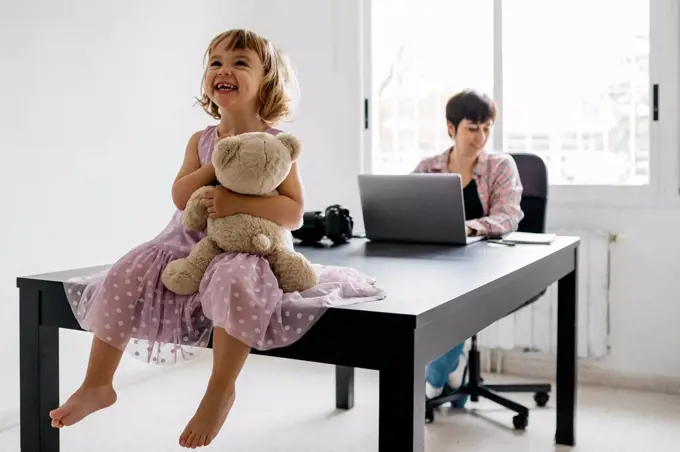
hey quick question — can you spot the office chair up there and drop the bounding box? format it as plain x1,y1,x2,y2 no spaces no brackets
425,152,551,430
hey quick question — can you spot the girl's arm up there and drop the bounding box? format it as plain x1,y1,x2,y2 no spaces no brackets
206,163,305,230
466,155,524,236
234,162,305,229
171,131,216,210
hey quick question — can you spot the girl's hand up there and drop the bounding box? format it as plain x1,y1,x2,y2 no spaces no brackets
203,186,240,219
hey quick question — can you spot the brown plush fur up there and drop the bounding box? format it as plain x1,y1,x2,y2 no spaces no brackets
161,132,319,295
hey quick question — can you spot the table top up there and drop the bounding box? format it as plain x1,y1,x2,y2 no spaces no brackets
17,236,579,323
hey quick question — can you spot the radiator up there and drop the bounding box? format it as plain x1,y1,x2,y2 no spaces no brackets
477,229,613,360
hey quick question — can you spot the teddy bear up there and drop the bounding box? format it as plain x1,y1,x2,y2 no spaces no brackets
161,131,319,295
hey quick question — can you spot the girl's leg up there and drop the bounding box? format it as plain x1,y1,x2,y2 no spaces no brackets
426,343,465,398
49,336,124,427
179,327,251,448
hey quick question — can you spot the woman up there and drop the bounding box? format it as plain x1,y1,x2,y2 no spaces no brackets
412,89,524,400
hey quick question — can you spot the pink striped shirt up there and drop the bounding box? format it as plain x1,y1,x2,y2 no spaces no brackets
412,149,524,236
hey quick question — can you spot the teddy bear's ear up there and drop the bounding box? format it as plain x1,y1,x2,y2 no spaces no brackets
212,136,241,168
276,134,302,161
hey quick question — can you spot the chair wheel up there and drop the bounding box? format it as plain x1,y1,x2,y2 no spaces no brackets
513,414,528,430
534,392,550,407
425,406,434,423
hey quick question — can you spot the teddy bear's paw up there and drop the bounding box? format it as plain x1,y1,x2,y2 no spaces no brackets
182,187,212,231
274,252,320,293
161,259,201,295
183,209,208,231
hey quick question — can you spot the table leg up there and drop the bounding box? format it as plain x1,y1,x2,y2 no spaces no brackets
556,261,578,446
378,339,425,452
20,289,60,452
335,366,355,409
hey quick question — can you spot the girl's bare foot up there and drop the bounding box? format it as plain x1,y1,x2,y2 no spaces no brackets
179,381,236,448
49,385,117,428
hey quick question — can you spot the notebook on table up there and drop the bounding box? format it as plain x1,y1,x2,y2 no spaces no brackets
500,232,556,245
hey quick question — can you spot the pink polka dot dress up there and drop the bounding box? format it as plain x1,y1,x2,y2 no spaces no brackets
63,125,386,364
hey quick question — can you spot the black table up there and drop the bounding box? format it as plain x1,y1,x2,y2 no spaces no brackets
17,237,579,452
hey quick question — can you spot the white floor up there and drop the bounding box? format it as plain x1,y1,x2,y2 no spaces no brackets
2,354,680,451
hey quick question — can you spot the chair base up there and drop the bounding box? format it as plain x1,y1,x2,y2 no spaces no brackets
425,337,551,430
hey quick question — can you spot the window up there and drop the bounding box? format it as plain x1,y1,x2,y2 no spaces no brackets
366,0,674,195
368,0,493,174
502,0,649,186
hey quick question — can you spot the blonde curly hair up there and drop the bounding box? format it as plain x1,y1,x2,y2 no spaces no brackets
197,29,298,125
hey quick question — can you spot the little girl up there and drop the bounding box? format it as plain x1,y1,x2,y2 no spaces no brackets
54,29,385,449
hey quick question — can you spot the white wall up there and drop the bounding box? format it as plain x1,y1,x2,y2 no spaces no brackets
227,0,365,218
0,0,232,427
0,0,365,428
548,207,680,378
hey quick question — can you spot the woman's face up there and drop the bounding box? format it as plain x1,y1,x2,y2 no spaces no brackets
449,119,493,155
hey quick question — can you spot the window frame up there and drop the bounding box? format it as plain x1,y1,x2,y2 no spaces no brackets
361,0,680,208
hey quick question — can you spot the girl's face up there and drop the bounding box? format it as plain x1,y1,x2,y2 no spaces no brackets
449,118,493,155
204,38,265,115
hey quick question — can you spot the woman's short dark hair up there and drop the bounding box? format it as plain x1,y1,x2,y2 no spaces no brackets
445,89,498,132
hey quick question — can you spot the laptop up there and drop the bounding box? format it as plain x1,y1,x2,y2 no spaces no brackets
357,173,484,245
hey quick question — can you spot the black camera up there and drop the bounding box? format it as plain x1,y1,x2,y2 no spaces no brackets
292,204,354,246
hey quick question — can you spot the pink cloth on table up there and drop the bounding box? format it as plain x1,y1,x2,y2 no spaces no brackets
64,125,386,364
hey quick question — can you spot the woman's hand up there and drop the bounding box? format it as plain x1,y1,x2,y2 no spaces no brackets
203,186,240,219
